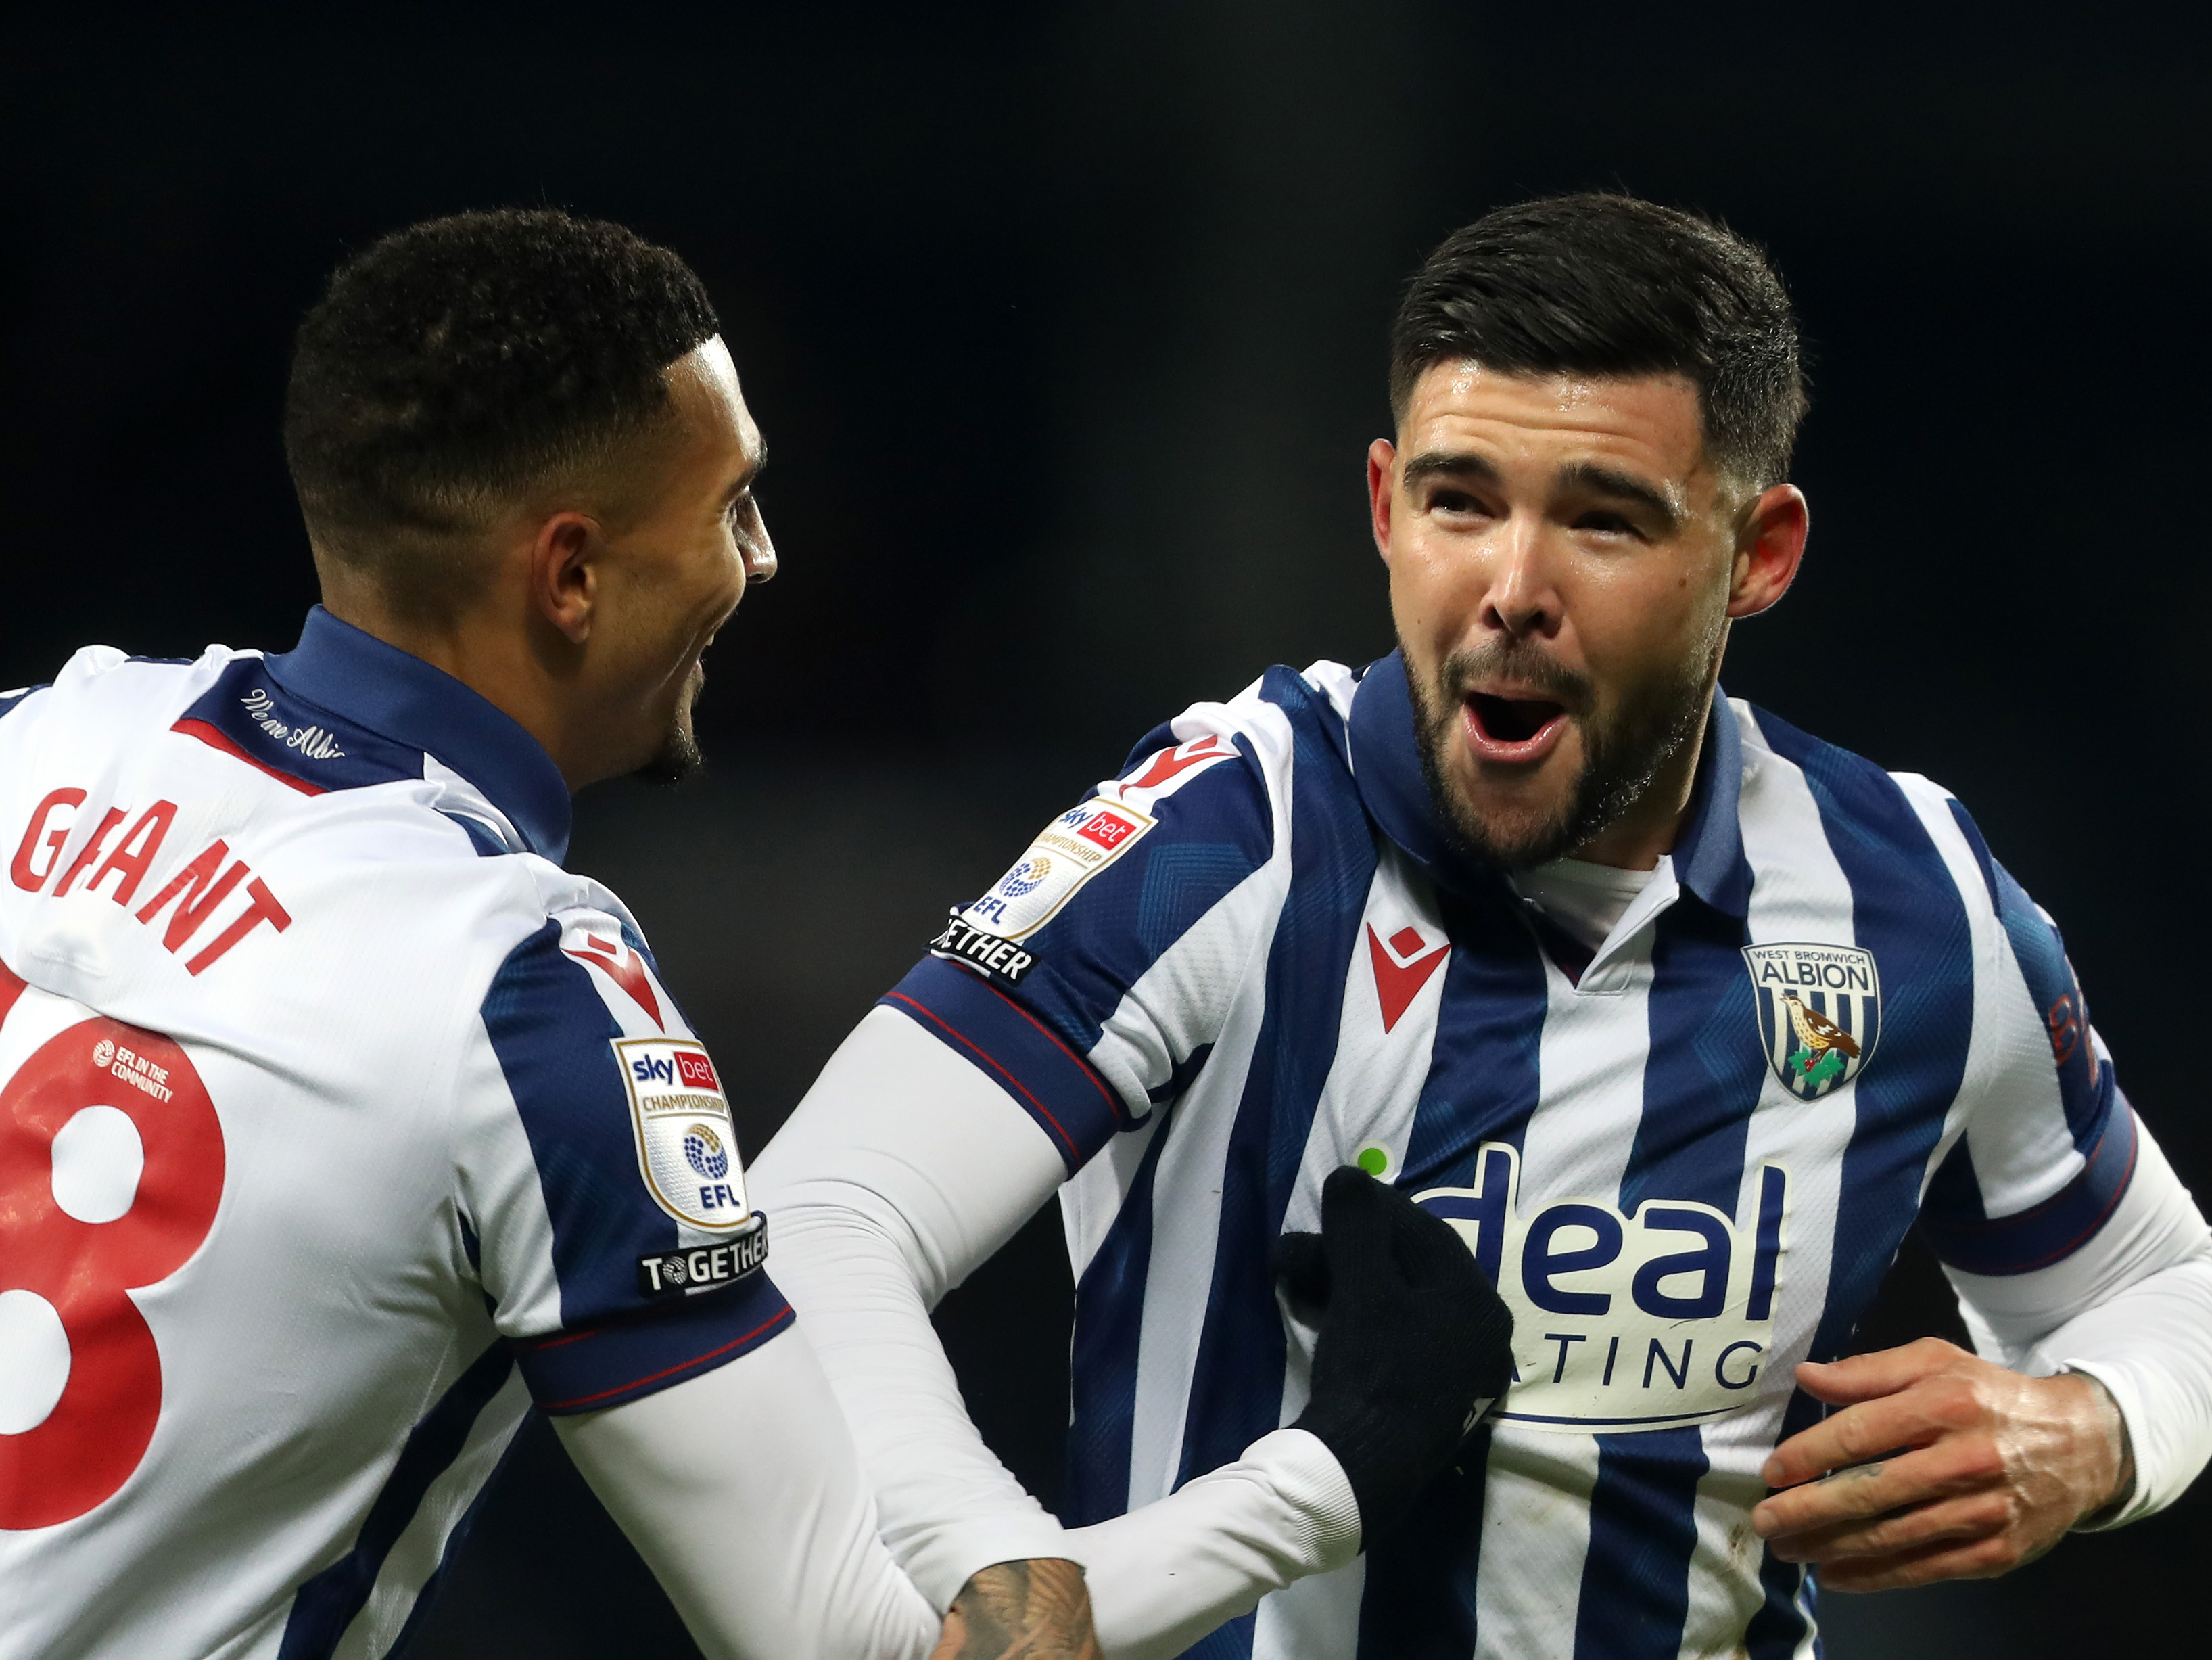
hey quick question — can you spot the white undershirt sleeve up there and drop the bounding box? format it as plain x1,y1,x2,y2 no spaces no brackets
748,1005,1361,1653
554,1325,941,1660
1944,1115,2212,1527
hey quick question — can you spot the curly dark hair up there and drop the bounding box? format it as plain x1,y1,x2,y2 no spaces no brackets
284,208,719,601
1390,194,1806,488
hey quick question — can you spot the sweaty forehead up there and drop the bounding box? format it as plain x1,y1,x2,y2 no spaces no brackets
661,337,760,471
1401,361,1710,487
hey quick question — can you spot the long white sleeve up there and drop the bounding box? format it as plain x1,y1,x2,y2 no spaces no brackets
749,1006,1360,1651
1062,1429,1361,1660
554,1323,941,1660
1944,1115,2212,1527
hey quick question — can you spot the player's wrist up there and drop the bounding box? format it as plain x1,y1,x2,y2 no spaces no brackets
941,1559,1100,1660
2058,1367,2136,1527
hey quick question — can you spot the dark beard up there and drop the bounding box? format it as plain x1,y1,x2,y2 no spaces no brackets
1407,636,1715,871
632,712,705,788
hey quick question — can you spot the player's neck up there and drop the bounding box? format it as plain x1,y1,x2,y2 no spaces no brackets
319,585,589,792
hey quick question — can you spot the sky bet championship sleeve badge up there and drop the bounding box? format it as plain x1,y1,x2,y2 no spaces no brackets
1741,943,1882,1101
954,798,1156,944
613,1036,768,1295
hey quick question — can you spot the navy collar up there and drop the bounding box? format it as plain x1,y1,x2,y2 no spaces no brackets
262,607,573,864
1346,649,1751,918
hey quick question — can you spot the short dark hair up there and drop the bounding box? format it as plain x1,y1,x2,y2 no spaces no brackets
284,208,719,602
1390,194,1806,488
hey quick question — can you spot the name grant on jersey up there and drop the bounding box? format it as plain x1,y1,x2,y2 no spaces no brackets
1417,1143,1791,1431
10,787,293,975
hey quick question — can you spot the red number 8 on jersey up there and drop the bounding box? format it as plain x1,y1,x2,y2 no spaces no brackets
0,973,223,1529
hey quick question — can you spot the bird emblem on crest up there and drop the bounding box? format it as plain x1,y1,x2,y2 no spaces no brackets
1741,944,1883,1101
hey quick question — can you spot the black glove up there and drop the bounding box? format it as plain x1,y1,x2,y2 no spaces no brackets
1276,1166,1515,1544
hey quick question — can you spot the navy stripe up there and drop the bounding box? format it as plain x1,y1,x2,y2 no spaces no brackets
381,1424,531,1657
516,1271,794,1414
1062,1109,1179,1527
881,958,1132,1172
1363,886,1546,1658
481,921,681,1325
1741,1545,1812,1660
1923,1131,1986,1228
1175,672,1374,1496
0,685,48,722
1622,897,1765,1218
1987,857,2113,1153
1396,884,1549,1193
177,655,426,796
1921,1101,2140,1275
1009,735,1274,1055
440,812,511,858
277,1342,516,1660
1944,798,2002,907
1571,1428,1710,1660
1180,1613,1258,1660
1755,711,1976,1365
1674,696,1753,917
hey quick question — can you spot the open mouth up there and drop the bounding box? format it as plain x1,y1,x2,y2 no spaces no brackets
1463,692,1570,763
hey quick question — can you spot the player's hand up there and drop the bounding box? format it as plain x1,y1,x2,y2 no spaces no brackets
1751,1337,2132,1591
928,1559,1101,1660
1277,1166,1515,1545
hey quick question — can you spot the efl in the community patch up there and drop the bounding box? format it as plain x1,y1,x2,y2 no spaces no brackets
1741,942,1881,1101
958,798,1155,942
613,1036,752,1230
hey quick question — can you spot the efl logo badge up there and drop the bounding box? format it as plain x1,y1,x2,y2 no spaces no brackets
614,1036,751,1230
959,798,1156,942
1741,942,1882,1101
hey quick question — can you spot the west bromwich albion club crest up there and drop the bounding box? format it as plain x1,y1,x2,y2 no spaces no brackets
1741,943,1881,1101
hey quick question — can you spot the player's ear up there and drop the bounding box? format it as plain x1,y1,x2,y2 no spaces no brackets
529,513,603,645
1726,484,1808,619
1368,439,1398,563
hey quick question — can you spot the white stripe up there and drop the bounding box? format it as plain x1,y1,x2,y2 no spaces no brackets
1120,696,1300,1512
1474,1430,1603,1660
1472,911,1661,1655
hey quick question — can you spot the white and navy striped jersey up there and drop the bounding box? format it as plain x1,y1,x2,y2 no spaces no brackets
0,609,784,1660
883,650,2137,1659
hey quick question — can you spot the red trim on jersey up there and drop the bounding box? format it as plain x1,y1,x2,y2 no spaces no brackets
529,1304,794,1411
883,990,1083,1159
171,718,327,796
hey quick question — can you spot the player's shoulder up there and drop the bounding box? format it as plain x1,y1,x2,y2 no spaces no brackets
11,638,626,971
1105,658,1362,809
1731,696,2002,916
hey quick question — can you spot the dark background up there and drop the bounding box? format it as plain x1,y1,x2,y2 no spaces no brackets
5,4,2207,1654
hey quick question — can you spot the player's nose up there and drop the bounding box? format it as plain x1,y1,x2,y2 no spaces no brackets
742,522,778,586
1479,515,1561,640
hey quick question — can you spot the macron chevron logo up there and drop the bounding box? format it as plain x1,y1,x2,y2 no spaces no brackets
1367,923,1449,1033
567,933,663,1029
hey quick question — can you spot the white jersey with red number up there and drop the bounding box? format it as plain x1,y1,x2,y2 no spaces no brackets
0,608,786,1660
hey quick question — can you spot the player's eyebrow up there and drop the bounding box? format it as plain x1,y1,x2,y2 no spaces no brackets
729,438,768,495
1401,449,1503,490
1556,460,1682,534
